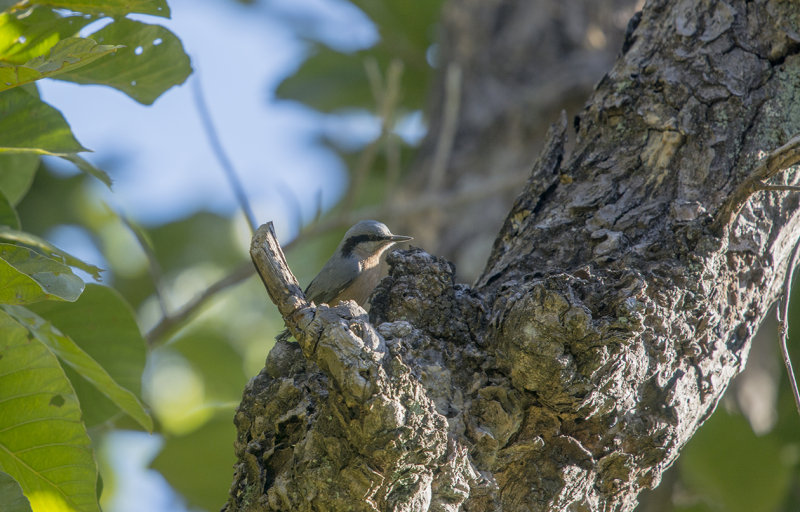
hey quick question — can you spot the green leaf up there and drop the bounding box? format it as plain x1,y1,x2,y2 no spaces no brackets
60,154,112,188
277,46,374,112
28,284,149,429
0,37,122,92
0,7,92,64
0,87,86,155
350,0,443,57
0,308,99,512
0,226,103,280
0,189,21,229
0,153,38,205
0,471,33,512
151,414,237,511
57,19,191,105
5,304,153,432
0,243,84,304
32,0,170,18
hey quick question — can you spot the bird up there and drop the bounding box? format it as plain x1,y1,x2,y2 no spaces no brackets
276,220,412,341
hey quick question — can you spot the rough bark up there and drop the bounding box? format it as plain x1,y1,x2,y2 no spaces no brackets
225,1,800,511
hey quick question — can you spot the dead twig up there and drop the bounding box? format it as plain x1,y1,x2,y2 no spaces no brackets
756,183,800,193
713,134,800,234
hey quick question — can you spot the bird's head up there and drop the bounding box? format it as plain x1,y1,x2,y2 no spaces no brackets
339,220,412,260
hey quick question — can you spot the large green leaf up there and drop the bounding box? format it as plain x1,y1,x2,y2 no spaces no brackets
28,284,149,429
0,87,86,155
0,471,33,512
0,87,107,187
32,0,170,18
0,7,92,64
0,309,99,512
350,0,443,58
5,304,152,432
0,153,38,205
276,0,439,115
151,414,237,511
277,46,374,112
0,243,84,304
0,37,121,92
0,226,103,280
57,18,191,105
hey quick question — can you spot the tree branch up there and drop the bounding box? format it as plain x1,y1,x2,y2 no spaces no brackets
225,225,475,510
193,75,258,234
713,134,800,234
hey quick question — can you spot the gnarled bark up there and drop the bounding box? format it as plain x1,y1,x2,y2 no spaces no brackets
225,1,800,510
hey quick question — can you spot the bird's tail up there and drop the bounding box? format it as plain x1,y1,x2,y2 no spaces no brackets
275,328,292,342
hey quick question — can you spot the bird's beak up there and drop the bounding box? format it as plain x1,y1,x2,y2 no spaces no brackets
390,235,413,242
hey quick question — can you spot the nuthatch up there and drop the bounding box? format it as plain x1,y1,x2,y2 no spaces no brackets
276,220,412,341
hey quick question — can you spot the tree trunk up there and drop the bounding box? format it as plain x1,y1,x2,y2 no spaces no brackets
225,1,800,510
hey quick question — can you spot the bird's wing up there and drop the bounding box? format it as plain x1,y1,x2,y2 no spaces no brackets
304,258,358,305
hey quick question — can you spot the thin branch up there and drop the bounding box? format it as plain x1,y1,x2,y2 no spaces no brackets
384,132,402,201
274,180,305,237
756,183,800,192
778,235,800,417
119,213,169,318
341,59,404,213
314,171,529,236
145,260,254,346
427,62,462,192
714,134,800,233
192,76,258,234
364,57,384,105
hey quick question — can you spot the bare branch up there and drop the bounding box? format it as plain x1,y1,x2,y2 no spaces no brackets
249,222,307,322
118,213,169,318
756,183,800,192
426,62,462,192
192,76,258,234
341,59,404,213
145,260,254,346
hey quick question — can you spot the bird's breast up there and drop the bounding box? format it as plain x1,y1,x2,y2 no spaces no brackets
334,257,384,307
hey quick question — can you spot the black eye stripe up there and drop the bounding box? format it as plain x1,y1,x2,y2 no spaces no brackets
341,234,391,256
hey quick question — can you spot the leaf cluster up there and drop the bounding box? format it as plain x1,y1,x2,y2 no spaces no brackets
0,1,190,510
274,0,443,214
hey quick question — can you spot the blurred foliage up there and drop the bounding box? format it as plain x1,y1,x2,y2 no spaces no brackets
0,0,189,510
274,0,442,219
